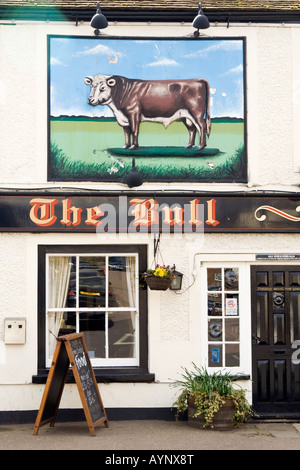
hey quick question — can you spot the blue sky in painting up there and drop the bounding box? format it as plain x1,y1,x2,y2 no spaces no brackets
50,37,244,118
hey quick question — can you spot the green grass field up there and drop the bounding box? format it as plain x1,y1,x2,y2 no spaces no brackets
49,117,246,182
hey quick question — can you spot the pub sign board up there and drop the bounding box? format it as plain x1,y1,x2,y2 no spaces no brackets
1,193,300,233
48,36,247,183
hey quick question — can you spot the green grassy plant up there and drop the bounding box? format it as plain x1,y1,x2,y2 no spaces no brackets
172,363,254,428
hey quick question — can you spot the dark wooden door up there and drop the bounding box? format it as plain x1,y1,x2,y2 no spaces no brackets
251,266,300,417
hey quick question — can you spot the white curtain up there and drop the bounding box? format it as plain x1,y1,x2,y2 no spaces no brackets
125,256,136,357
48,256,72,357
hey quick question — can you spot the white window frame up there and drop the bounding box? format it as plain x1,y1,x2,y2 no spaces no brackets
200,262,251,375
45,252,139,368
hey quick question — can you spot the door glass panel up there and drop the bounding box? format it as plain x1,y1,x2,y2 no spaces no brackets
225,318,239,341
208,293,222,316
225,344,239,367
207,268,222,291
208,344,222,367
207,267,240,368
225,293,239,316
208,319,223,341
224,268,239,291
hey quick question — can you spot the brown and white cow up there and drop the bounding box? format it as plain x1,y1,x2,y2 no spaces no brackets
85,74,211,150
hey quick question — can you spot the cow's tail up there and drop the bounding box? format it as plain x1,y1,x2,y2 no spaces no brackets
204,79,211,137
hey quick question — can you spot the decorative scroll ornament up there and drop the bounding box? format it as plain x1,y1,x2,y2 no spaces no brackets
255,205,300,222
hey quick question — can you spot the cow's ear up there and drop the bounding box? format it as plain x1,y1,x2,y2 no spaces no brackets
107,78,116,87
84,77,92,85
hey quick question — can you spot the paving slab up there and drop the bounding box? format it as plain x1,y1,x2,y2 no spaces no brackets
255,422,300,439
1,420,300,452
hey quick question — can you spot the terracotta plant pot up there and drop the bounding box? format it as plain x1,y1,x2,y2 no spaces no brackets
145,277,172,291
187,397,236,431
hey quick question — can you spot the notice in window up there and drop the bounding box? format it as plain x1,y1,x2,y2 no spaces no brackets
225,298,238,316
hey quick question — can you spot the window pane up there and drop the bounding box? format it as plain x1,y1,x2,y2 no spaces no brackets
48,256,72,308
80,312,106,358
208,344,222,367
47,256,72,357
208,319,223,341
225,318,240,341
225,344,240,367
79,257,106,308
208,293,222,316
207,268,222,291
224,268,239,291
66,257,76,307
108,256,136,308
225,293,239,316
108,311,136,358
44,248,143,369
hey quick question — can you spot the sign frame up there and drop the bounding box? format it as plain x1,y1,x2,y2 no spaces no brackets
48,35,247,184
33,333,108,436
2,192,300,234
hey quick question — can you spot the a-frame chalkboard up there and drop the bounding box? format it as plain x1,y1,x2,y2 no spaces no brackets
33,333,108,436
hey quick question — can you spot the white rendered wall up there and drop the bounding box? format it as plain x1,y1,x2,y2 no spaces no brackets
0,22,300,190
0,229,299,410
0,20,300,412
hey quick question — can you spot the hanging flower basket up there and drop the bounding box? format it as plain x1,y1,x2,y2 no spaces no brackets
145,276,172,291
143,264,174,291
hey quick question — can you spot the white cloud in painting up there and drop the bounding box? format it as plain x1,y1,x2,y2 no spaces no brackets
74,43,124,59
146,58,179,67
183,40,242,59
50,57,67,66
220,64,243,76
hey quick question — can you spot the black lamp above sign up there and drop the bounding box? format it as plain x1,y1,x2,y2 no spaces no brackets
91,1,108,35
125,158,144,188
193,2,210,38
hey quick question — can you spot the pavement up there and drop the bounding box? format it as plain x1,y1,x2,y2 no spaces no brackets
0,419,300,453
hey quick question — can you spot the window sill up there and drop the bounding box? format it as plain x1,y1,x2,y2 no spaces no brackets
32,368,155,384
231,374,250,381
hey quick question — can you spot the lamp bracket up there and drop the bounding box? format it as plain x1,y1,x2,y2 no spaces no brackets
153,233,161,259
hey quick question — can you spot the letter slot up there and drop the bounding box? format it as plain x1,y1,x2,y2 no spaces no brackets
270,349,287,355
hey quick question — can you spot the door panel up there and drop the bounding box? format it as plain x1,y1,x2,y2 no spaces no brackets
252,266,300,417
290,291,300,342
256,291,269,344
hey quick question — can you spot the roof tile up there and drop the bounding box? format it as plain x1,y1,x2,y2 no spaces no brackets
1,0,300,11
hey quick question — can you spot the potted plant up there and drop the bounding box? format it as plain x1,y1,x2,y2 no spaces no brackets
172,364,254,430
142,264,175,291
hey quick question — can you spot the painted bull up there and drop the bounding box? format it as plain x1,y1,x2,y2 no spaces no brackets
84,74,211,150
